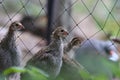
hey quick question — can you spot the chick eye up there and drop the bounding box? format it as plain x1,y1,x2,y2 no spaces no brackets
15,24,19,26
61,30,64,32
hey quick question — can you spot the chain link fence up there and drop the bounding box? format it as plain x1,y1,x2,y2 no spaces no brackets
0,0,120,79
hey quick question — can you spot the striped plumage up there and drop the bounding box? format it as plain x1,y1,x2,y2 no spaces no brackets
57,37,84,80
0,21,24,80
26,27,68,78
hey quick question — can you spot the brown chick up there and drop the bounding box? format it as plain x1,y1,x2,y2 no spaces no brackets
64,37,84,58
64,37,84,66
0,21,24,80
26,27,68,78
57,37,85,80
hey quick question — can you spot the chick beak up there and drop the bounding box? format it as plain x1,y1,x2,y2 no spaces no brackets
63,31,69,36
18,24,25,30
109,50,119,62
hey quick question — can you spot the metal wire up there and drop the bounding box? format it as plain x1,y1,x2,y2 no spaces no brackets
0,0,120,70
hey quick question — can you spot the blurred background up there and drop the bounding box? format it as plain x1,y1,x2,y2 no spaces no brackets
0,0,120,80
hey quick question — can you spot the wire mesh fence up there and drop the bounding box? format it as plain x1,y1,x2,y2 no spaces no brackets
0,0,120,79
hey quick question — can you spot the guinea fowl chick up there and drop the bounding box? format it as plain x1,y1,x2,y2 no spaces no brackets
57,37,84,80
64,37,83,59
0,21,24,79
64,37,84,66
26,27,68,78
